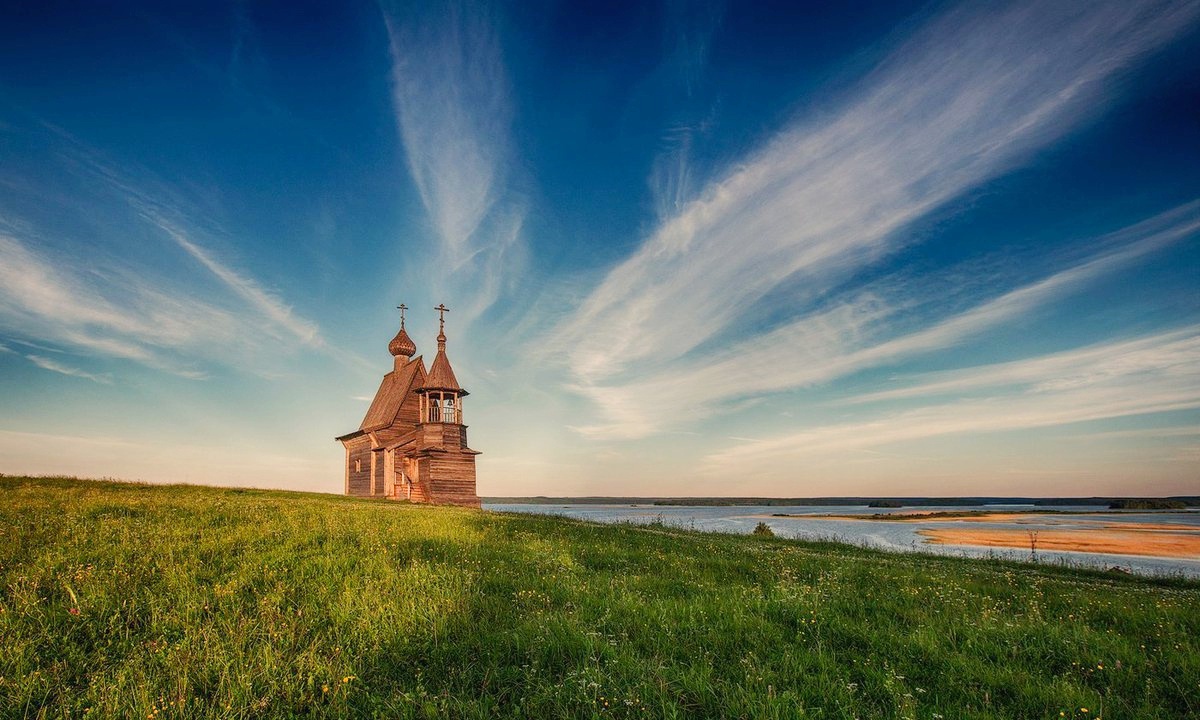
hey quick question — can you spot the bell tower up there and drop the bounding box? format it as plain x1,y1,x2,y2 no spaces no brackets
410,304,480,506
416,304,468,426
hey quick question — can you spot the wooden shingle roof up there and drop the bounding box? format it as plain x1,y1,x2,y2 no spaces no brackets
418,331,465,394
359,355,425,431
421,351,461,392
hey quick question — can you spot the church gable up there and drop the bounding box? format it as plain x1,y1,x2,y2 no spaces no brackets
359,357,425,432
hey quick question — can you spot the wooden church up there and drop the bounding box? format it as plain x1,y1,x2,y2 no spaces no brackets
335,304,480,507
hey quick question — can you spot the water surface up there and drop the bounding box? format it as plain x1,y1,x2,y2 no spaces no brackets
484,502,1200,578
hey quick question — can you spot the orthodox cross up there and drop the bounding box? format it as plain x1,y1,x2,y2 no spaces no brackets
396,303,408,329
434,303,450,334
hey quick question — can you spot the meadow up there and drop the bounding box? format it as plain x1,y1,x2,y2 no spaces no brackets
1,476,1197,719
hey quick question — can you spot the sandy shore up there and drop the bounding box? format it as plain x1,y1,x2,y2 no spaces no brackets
918,527,1200,559
1101,522,1199,532
762,511,1051,522
765,511,1198,526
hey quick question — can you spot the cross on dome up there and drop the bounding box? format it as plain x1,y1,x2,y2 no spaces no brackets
434,303,449,337
388,302,417,358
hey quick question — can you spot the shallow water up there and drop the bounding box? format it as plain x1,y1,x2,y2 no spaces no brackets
483,502,1200,578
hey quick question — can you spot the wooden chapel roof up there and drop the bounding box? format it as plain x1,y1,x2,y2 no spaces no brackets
358,355,425,432
420,344,463,393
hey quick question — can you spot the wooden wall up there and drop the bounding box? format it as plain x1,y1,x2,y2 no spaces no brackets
344,436,373,496
426,453,480,508
372,450,384,496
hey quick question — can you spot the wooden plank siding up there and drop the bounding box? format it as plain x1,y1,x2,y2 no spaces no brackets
426,455,481,508
344,436,373,497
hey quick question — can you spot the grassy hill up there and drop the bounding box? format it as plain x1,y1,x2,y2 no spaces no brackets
1,476,1197,719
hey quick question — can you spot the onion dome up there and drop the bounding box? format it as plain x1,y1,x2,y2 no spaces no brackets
388,304,416,358
388,326,416,358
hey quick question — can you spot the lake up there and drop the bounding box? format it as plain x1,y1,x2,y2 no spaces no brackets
484,502,1200,578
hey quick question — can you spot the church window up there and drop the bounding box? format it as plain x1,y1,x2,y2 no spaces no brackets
354,459,361,472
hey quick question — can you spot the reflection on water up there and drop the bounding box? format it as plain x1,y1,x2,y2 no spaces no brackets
484,503,1200,578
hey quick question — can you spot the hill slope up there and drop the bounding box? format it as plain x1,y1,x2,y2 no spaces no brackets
1,476,1197,718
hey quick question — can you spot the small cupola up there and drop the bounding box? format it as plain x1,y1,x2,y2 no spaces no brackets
417,304,468,424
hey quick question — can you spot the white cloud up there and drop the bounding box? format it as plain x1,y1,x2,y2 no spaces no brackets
0,233,210,375
706,325,1200,472
848,328,1200,406
567,203,1200,438
650,1,724,217
384,1,526,324
386,4,510,262
0,230,317,378
149,214,322,347
550,0,1200,420
1072,425,1200,441
0,130,381,378
665,0,723,97
25,354,112,384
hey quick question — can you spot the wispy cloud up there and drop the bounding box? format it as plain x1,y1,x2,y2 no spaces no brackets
25,354,112,384
148,214,322,346
0,224,342,378
650,1,724,219
706,324,1200,474
847,327,1200,406
0,121,378,378
567,202,1200,438
0,231,225,377
663,0,723,98
551,1,1200,408
383,0,526,323
1075,426,1200,441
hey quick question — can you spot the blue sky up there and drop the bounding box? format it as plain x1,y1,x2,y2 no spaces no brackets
1,1,1199,497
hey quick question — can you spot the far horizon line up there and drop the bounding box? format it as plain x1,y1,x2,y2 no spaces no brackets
485,494,1200,502
3,474,1196,505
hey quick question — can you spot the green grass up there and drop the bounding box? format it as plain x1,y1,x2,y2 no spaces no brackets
1,476,1197,719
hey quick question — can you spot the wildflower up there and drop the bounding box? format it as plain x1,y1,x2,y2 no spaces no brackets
68,607,80,616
